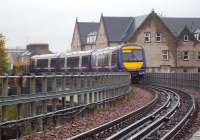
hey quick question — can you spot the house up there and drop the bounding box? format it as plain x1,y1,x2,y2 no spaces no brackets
21,43,52,65
71,11,200,73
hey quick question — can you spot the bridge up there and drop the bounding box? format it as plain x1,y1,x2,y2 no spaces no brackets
0,72,200,139
0,72,130,139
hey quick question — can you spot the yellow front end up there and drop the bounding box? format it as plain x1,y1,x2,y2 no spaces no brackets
123,62,144,71
122,45,144,71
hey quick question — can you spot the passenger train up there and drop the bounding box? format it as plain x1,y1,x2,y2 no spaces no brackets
30,43,146,82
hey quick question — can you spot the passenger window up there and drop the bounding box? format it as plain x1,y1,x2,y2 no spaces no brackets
82,56,90,66
67,57,79,67
111,53,117,65
50,58,57,67
37,59,48,68
59,58,65,67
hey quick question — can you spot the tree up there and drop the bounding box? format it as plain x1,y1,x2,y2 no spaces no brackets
0,35,9,75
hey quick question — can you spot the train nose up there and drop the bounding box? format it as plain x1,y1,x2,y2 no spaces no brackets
123,62,144,71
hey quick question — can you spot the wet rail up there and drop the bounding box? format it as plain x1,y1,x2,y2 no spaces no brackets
68,86,195,140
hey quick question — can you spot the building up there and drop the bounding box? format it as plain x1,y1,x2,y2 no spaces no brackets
21,43,52,68
71,11,200,73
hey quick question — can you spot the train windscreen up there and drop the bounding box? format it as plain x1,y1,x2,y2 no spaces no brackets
122,50,143,62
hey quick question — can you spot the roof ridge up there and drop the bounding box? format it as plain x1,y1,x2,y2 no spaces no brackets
103,16,134,18
78,21,99,24
162,17,200,19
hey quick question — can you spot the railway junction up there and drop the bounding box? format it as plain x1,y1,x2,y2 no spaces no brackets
0,72,200,139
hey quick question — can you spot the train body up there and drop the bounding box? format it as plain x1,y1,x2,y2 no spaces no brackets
30,43,146,81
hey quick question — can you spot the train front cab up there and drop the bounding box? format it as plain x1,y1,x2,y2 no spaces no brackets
118,44,146,83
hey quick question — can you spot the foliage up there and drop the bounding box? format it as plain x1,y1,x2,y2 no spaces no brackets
15,57,24,75
0,37,9,75
5,105,17,121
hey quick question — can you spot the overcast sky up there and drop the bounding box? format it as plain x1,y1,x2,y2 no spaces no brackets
0,0,199,52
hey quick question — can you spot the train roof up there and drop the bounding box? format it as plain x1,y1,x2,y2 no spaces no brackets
92,45,122,55
64,50,93,57
31,53,61,59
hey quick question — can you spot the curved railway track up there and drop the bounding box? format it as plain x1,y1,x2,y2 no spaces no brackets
68,86,196,140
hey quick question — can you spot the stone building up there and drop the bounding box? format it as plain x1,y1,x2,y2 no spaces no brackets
21,43,52,66
71,11,200,73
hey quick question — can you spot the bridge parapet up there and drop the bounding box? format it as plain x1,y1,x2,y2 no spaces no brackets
0,72,131,139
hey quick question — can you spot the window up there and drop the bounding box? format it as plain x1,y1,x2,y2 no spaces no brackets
183,68,187,72
184,35,189,41
183,51,189,60
67,57,79,68
156,32,162,42
37,59,48,68
111,52,117,66
122,50,143,62
198,52,200,60
162,50,169,61
82,55,90,67
50,58,57,68
194,33,200,41
144,32,151,42
87,32,97,44
58,58,65,68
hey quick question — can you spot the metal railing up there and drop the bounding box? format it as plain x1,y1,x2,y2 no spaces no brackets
142,73,200,89
0,72,131,139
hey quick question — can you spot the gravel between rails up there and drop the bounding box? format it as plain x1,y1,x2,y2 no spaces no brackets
174,88,200,140
24,87,154,140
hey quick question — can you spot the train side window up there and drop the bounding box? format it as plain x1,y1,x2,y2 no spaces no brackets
67,57,79,68
50,58,57,67
104,54,108,66
59,58,65,67
111,53,117,65
37,59,48,68
82,55,90,67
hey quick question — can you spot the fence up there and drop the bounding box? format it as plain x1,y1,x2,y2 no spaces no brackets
142,73,200,89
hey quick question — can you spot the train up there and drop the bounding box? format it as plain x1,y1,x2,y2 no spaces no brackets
30,43,146,82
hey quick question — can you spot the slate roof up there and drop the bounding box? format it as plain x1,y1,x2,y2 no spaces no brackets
77,12,200,45
78,22,99,44
161,17,200,36
103,17,134,42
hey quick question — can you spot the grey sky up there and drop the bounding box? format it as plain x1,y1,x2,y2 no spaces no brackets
0,0,199,52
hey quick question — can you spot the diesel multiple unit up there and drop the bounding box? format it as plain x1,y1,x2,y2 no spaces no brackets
30,43,146,81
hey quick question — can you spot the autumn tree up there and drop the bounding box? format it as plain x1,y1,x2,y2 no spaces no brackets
0,34,9,75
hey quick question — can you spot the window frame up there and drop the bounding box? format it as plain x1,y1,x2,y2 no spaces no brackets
183,51,189,61
195,33,200,41
144,32,151,43
155,32,162,42
197,52,200,60
162,50,169,61
184,35,189,42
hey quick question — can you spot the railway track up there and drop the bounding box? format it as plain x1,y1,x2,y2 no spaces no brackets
68,86,196,140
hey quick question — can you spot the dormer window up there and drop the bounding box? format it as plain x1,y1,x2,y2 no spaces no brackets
156,32,162,42
194,28,200,41
87,32,97,44
184,35,189,41
194,33,200,41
